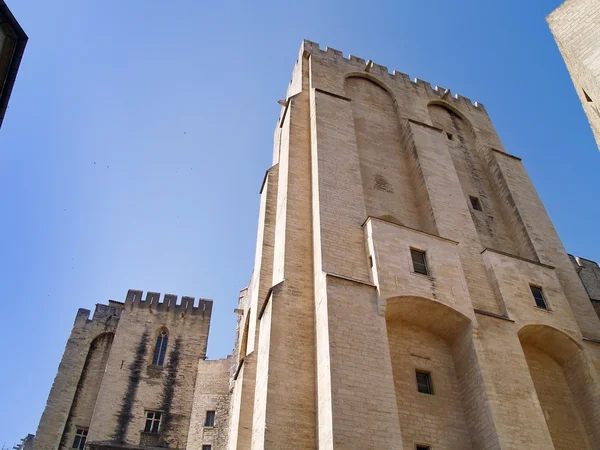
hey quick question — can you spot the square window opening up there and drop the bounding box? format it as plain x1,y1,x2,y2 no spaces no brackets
204,410,216,427
202,446,212,450
416,370,434,395
530,285,547,310
72,428,88,450
411,249,429,276
470,196,482,211
446,132,453,140
144,411,162,434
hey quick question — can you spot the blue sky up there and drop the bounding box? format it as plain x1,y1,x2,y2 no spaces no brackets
1,0,598,445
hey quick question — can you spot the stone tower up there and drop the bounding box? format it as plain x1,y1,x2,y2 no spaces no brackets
226,40,600,450
570,254,600,319
33,290,214,450
548,0,600,151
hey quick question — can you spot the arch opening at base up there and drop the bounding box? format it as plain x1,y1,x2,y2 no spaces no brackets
385,296,477,449
518,324,597,449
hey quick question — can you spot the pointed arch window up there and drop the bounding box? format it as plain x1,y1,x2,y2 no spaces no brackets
152,329,168,366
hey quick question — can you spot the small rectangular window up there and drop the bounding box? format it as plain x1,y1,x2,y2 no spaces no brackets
470,196,482,211
446,132,453,140
202,446,212,450
204,410,216,427
72,428,88,450
530,286,547,309
416,371,433,395
144,411,162,434
411,249,428,276
416,445,431,450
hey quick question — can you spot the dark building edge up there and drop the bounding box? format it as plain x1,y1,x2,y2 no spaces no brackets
0,0,28,128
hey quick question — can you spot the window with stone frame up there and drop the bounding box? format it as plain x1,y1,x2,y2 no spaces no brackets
204,410,216,427
411,249,429,276
470,196,482,211
144,410,162,434
72,428,88,450
416,370,434,395
530,285,548,310
152,329,168,366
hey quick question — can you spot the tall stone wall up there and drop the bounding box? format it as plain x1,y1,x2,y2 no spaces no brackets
59,332,114,450
87,290,212,449
33,303,122,450
32,291,215,450
226,40,600,450
548,0,600,150
30,40,600,450
570,254,600,318
187,357,233,450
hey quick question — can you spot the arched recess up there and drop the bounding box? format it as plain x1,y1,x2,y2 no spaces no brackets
239,310,250,361
427,102,536,260
344,75,433,234
59,332,115,449
518,324,599,448
385,296,494,450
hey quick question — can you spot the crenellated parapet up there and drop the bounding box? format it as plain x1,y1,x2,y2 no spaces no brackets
73,302,123,329
124,289,212,317
299,39,486,114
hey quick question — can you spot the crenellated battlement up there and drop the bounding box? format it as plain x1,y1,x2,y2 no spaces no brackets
124,289,212,316
300,39,485,111
75,302,123,325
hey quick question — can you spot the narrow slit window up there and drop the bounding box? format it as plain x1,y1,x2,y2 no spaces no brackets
530,286,547,309
583,89,593,102
411,249,429,276
152,329,168,366
72,428,88,450
144,411,162,434
204,410,216,427
470,196,482,211
416,371,433,395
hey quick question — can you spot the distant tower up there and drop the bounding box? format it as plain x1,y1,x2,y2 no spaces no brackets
227,40,600,450
33,291,216,450
0,0,28,129
548,0,600,151
570,254,600,319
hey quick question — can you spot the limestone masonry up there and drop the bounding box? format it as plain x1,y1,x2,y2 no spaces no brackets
570,254,600,319
31,41,600,450
548,0,600,151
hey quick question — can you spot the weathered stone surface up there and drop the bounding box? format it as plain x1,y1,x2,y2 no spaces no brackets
33,292,216,450
228,40,600,450
548,0,600,151
31,41,600,450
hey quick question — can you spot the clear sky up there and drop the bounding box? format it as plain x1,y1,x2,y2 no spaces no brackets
1,0,598,446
